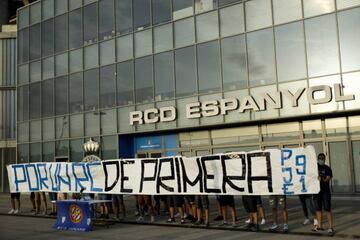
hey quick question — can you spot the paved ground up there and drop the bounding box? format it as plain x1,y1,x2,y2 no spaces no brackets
0,193,359,239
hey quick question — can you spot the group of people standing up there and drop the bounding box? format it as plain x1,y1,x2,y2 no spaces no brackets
8,153,334,236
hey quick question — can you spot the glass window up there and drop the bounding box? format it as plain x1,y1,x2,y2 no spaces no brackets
101,109,117,135
261,122,300,141
30,82,41,119
135,29,152,58
154,24,173,53
69,48,83,73
174,17,195,48
55,76,68,115
42,19,54,57
303,0,335,18
195,0,217,13
343,72,360,110
100,40,115,66
99,0,115,41
303,119,322,138
30,143,41,162
115,0,132,35
117,61,134,106
84,68,99,111
30,2,41,24
84,3,98,44
18,7,29,29
118,106,135,133
245,0,272,31
69,8,82,49
273,0,302,25
325,117,347,137
85,112,100,136
30,61,41,82
351,140,360,191
55,0,68,15
18,144,29,163
42,57,54,80
18,85,29,121
101,136,118,159
338,8,360,72
56,116,69,139
84,44,99,69
69,72,83,113
18,28,29,64
18,122,29,143
29,24,40,60
154,51,174,101
69,0,82,10
55,140,68,156
70,139,83,162
221,35,247,91
100,64,116,108
18,64,29,84
220,4,244,38
42,79,54,117
42,0,54,20
55,53,68,76
54,14,68,53
175,46,197,97
329,141,351,192
173,0,194,20
30,120,41,142
117,34,133,62
247,28,276,87
337,0,360,9
135,56,153,103
43,119,55,140
279,80,310,117
275,22,306,82
84,0,97,4
197,40,221,94
153,0,171,25
349,116,360,135
196,11,219,43
305,14,339,77
43,142,55,162
70,114,83,137
218,0,241,6
134,0,151,30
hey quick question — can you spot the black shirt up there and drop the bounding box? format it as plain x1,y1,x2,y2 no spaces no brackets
318,164,332,192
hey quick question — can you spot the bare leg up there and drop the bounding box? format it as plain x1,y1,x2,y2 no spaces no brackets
10,198,15,210
316,211,323,228
221,206,227,223
271,208,278,225
204,209,209,225
16,199,21,211
283,208,288,224
258,206,266,220
328,211,333,229
230,207,236,225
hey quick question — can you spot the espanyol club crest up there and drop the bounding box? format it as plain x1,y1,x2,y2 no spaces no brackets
69,204,83,224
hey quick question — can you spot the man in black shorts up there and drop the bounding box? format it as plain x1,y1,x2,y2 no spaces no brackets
8,193,21,214
217,195,237,227
242,195,259,231
312,153,334,236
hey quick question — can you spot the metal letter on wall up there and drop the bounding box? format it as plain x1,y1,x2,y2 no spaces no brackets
307,85,332,105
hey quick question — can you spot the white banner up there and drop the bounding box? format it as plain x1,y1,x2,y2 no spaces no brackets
7,146,319,195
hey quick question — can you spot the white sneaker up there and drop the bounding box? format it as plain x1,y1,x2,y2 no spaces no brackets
8,209,15,214
14,209,20,214
303,218,310,225
313,219,318,226
260,218,266,225
269,223,278,232
245,218,251,224
150,215,155,223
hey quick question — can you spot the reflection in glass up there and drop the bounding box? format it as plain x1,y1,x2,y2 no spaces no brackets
18,64,29,84
30,82,41,119
196,11,219,43
84,3,98,44
55,140,68,157
342,72,360,110
175,46,197,97
305,14,339,77
18,86,29,122
154,24,173,53
30,61,41,82
42,79,54,117
135,56,153,103
273,0,302,25
84,68,99,111
69,8,82,49
42,19,54,57
220,4,244,37
56,116,69,139
247,28,276,87
54,14,68,53
55,76,68,115
42,57,54,80
100,40,115,66
117,35,133,62
325,117,347,137
101,136,118,159
70,114,83,137
70,139,83,162
84,44,98,69
218,0,241,6
303,0,334,18
154,51,174,101
275,22,306,82
173,0,193,20
135,29,152,58
329,141,351,192
18,8,29,29
30,120,41,142
99,0,114,40
100,64,116,109
85,112,99,136
69,49,83,73
29,24,40,60
337,0,360,9
153,0,171,25
43,119,55,140
101,109,117,135
197,41,221,94
43,142,55,162
115,0,132,35
195,0,217,13
55,0,68,15
117,61,134,106
30,143,41,162
69,72,83,113
30,2,41,24
18,144,29,163
245,0,272,31
18,29,29,64
55,53,68,77
174,17,195,48
221,35,247,91
134,0,151,30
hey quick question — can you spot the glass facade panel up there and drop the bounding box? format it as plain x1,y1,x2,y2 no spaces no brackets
55,140,68,157
218,0,241,6
100,40,115,66
42,0,54,20
30,120,41,142
29,24,40,61
173,0,193,20
154,24,173,53
117,34,133,62
69,72,83,113
18,8,29,29
30,2,41,24
70,114,84,137
245,0,272,31
118,106,135,133
43,142,55,162
70,139,83,162
84,68,99,111
175,46,197,97
337,0,360,9
42,19,54,57
100,64,116,108
195,0,217,13
18,122,29,143
30,143,41,162
84,3,98,44
154,51,174,101
117,61,134,106
30,82,41,119
305,14,339,77
174,17,195,48
273,0,302,25
135,29,152,58
135,56,153,103
221,35,247,91
30,61,41,82
196,11,219,43
338,8,360,72
69,8,82,49
55,0,68,15
42,57,54,80
303,0,335,18
69,48,83,73
43,118,55,141
55,52,68,77
18,64,29,84
99,0,115,41
18,85,29,122
18,28,29,64
101,109,117,135
84,44,98,69
56,116,69,139
54,14,68,53
42,79,54,118
18,144,29,163
101,135,118,159
303,119,322,138
349,116,360,135
329,141,351,192
85,112,100,136
197,41,221,94
343,72,360,110
247,28,276,87
153,0,171,25
115,0,132,35
69,0,82,10
325,117,347,137
134,0,151,30
275,22,306,82
55,76,68,115
352,141,360,191
220,4,244,38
